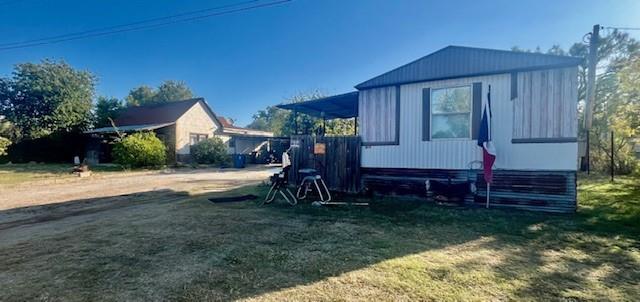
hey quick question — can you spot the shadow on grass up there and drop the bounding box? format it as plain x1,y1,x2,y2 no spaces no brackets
0,176,638,301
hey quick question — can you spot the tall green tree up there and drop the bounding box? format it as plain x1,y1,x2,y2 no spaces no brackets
125,85,155,107
580,31,640,173
153,80,193,104
125,80,193,106
94,96,123,128
0,60,95,140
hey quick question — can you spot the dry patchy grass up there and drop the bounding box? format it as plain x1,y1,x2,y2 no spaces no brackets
0,163,127,186
0,176,639,301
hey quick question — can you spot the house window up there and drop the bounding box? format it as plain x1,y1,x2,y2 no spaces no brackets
189,133,208,145
430,86,472,139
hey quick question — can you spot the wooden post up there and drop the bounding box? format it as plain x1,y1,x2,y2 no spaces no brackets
584,24,600,174
586,131,590,174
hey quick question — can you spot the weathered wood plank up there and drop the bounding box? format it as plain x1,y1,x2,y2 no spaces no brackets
289,135,361,193
512,67,578,140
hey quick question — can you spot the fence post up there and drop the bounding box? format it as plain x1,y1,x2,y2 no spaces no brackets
586,130,590,174
610,131,614,182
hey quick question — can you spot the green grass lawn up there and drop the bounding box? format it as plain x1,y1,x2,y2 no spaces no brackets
0,175,638,301
0,163,131,186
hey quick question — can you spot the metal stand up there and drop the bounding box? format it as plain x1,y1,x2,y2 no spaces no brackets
263,173,297,206
296,169,332,204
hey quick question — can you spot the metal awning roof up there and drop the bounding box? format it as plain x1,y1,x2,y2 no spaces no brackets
276,91,358,119
84,122,175,134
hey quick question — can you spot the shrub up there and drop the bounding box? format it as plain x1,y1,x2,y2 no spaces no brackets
112,132,166,168
6,132,86,163
191,137,230,165
0,137,11,156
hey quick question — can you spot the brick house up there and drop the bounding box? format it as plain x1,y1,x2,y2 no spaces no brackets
86,98,272,164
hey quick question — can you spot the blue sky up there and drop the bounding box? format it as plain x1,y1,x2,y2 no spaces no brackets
0,0,639,126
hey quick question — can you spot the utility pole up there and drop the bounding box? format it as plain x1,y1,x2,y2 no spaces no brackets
584,24,600,174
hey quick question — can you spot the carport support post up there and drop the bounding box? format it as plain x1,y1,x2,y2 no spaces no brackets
353,118,358,136
321,111,326,136
293,109,298,135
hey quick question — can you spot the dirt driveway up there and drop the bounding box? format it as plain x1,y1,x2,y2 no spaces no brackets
0,166,276,211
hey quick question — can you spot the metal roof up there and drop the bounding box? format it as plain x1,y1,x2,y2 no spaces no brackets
276,91,359,119
84,122,175,134
356,46,584,89
112,98,222,130
221,127,274,137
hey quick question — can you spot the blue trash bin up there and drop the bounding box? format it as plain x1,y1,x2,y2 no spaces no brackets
233,154,245,168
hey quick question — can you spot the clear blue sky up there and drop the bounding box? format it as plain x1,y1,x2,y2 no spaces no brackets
1,0,639,126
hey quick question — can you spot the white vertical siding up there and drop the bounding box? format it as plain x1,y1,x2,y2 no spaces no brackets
361,71,578,171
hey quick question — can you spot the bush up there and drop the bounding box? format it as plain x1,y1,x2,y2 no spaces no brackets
191,137,230,165
6,131,86,163
112,132,166,168
0,137,11,156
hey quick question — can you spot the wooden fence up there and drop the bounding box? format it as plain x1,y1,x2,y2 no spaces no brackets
288,135,361,193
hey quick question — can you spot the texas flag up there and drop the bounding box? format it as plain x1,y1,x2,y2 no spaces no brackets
477,87,497,183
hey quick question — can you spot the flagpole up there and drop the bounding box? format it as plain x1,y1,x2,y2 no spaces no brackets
486,85,492,209
486,183,490,208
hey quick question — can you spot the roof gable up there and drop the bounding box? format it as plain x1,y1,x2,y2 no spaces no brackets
355,46,583,89
114,98,221,128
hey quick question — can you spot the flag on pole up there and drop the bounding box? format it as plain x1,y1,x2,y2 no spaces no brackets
477,86,496,184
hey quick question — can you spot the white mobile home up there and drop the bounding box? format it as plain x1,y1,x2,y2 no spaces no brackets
279,46,583,212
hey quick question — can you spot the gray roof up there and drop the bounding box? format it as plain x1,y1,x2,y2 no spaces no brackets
355,46,584,89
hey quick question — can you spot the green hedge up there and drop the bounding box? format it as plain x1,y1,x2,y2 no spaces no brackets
191,137,230,166
112,132,166,168
5,132,86,163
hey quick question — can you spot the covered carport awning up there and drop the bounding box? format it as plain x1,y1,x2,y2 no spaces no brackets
84,122,175,134
276,91,358,119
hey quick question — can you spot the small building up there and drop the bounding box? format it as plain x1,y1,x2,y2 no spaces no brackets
86,98,273,164
278,46,583,212
216,116,274,155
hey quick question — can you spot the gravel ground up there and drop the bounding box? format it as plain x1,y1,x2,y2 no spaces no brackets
0,165,276,211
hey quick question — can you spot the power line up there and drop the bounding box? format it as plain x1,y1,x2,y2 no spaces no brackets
0,0,262,47
604,26,640,31
0,0,28,6
0,0,292,51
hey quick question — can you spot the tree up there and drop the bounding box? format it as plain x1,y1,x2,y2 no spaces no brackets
125,86,155,107
247,105,291,135
153,80,193,104
125,80,193,106
0,60,95,140
94,96,123,128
